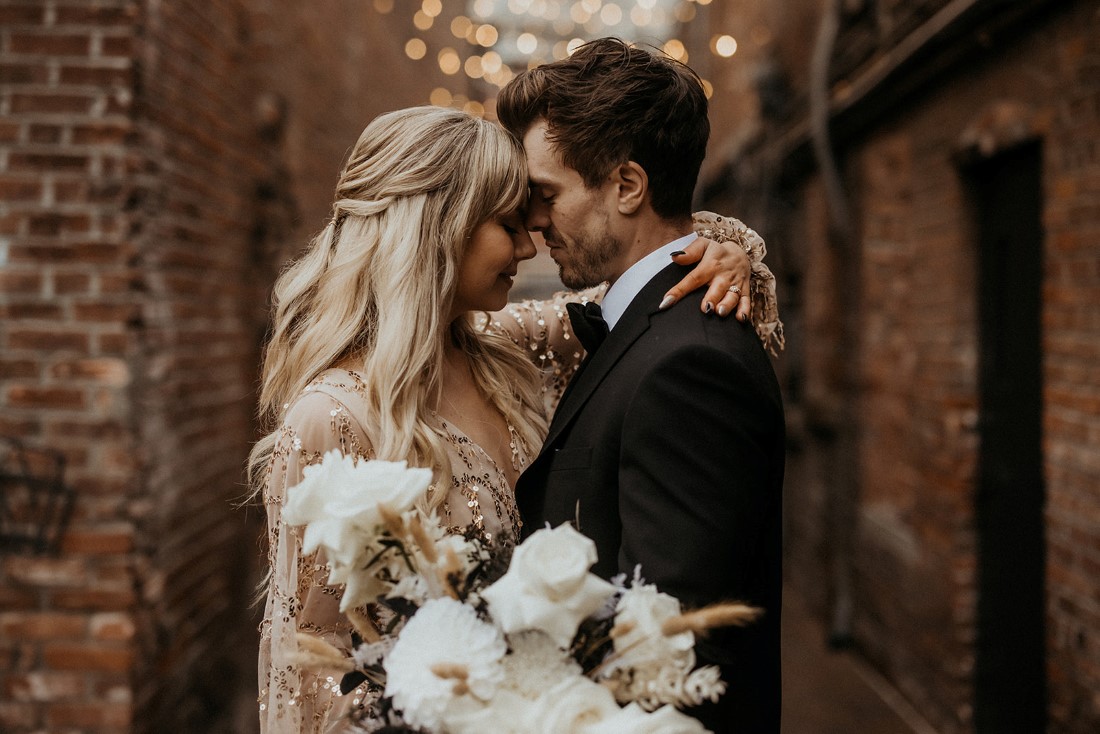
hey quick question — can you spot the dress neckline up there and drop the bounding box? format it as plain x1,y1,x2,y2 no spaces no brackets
317,367,529,483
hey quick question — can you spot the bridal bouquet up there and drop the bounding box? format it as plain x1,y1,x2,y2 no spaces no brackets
283,450,760,733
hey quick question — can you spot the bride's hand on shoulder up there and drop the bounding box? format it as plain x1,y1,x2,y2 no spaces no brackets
660,234,752,322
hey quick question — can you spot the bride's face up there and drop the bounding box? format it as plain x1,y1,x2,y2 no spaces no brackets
452,210,536,316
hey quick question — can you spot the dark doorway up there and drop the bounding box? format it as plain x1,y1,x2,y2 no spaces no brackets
968,141,1046,732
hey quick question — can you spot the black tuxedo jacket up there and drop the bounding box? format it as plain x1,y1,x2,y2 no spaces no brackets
516,262,785,734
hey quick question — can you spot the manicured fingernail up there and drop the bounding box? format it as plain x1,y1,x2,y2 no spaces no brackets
670,250,686,257
659,295,675,310
704,302,713,314
717,305,728,316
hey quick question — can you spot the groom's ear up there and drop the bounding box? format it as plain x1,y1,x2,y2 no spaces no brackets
610,161,647,215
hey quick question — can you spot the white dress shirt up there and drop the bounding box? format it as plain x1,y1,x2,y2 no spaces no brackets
600,232,696,330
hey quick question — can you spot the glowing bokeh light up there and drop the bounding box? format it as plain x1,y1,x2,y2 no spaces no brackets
472,0,496,18
600,3,622,25
663,39,686,62
438,47,461,75
567,37,585,54
421,0,442,17
464,100,486,117
630,6,651,26
516,32,538,54
581,0,602,12
714,35,738,57
405,38,426,60
413,10,433,30
465,55,485,78
430,87,453,107
482,50,504,73
372,0,393,12
674,2,695,22
475,24,499,47
451,15,472,38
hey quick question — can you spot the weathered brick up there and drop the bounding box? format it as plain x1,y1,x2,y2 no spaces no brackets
89,612,136,641
53,272,92,294
0,612,86,640
8,331,90,353
9,92,95,115
60,526,134,555
0,62,49,84
2,558,87,587
47,701,132,728
3,671,87,702
42,643,134,673
0,177,41,200
59,64,132,87
55,5,136,26
5,386,86,410
7,152,89,172
0,271,43,293
0,302,63,320
9,33,90,56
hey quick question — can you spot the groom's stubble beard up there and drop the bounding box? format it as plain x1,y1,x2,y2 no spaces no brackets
551,216,625,289
556,231,623,289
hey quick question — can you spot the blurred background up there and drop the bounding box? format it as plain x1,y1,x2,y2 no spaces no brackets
0,0,1097,732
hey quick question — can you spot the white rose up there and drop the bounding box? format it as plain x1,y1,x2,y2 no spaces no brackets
591,702,709,734
481,523,617,648
606,582,695,673
527,676,621,734
282,452,433,609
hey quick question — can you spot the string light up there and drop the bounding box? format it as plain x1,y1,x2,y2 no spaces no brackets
430,87,453,106
474,24,499,47
405,38,426,60
516,32,538,54
413,10,433,30
713,35,737,57
451,15,472,38
438,47,461,75
372,0,737,109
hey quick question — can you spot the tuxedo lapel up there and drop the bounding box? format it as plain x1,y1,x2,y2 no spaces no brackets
539,263,692,455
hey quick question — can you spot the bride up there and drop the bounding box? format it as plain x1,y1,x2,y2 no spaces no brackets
250,105,770,733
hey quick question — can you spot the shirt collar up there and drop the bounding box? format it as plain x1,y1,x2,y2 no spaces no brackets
600,232,696,330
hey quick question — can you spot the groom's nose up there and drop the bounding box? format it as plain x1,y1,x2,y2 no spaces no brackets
525,198,550,232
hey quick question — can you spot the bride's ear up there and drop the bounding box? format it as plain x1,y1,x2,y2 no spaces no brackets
610,161,647,215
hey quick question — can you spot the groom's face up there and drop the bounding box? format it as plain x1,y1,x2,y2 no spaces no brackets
522,120,625,289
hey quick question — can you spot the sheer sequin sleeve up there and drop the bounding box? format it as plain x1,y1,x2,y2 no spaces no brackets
258,389,372,734
485,284,606,416
692,211,785,355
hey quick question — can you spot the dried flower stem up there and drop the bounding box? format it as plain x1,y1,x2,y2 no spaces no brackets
293,632,354,672
660,602,763,637
378,504,407,539
346,605,381,643
408,514,438,564
434,546,462,600
430,662,470,680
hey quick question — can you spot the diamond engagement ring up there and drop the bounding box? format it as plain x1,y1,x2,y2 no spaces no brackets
728,285,742,295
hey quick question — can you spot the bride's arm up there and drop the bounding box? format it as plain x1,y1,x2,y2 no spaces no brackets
259,392,371,733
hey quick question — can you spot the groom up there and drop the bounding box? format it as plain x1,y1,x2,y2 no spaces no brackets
499,39,785,733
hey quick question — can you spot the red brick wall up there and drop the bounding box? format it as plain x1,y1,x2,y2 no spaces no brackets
697,1,1100,732
0,2,455,732
1,2,144,731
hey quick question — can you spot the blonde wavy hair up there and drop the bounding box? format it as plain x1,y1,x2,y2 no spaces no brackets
249,106,547,513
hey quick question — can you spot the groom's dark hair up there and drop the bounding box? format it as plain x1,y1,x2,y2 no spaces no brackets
497,37,709,221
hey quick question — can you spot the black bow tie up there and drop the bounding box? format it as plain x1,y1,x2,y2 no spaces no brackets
567,301,610,354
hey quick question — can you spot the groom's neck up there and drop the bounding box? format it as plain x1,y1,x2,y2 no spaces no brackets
607,214,692,284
